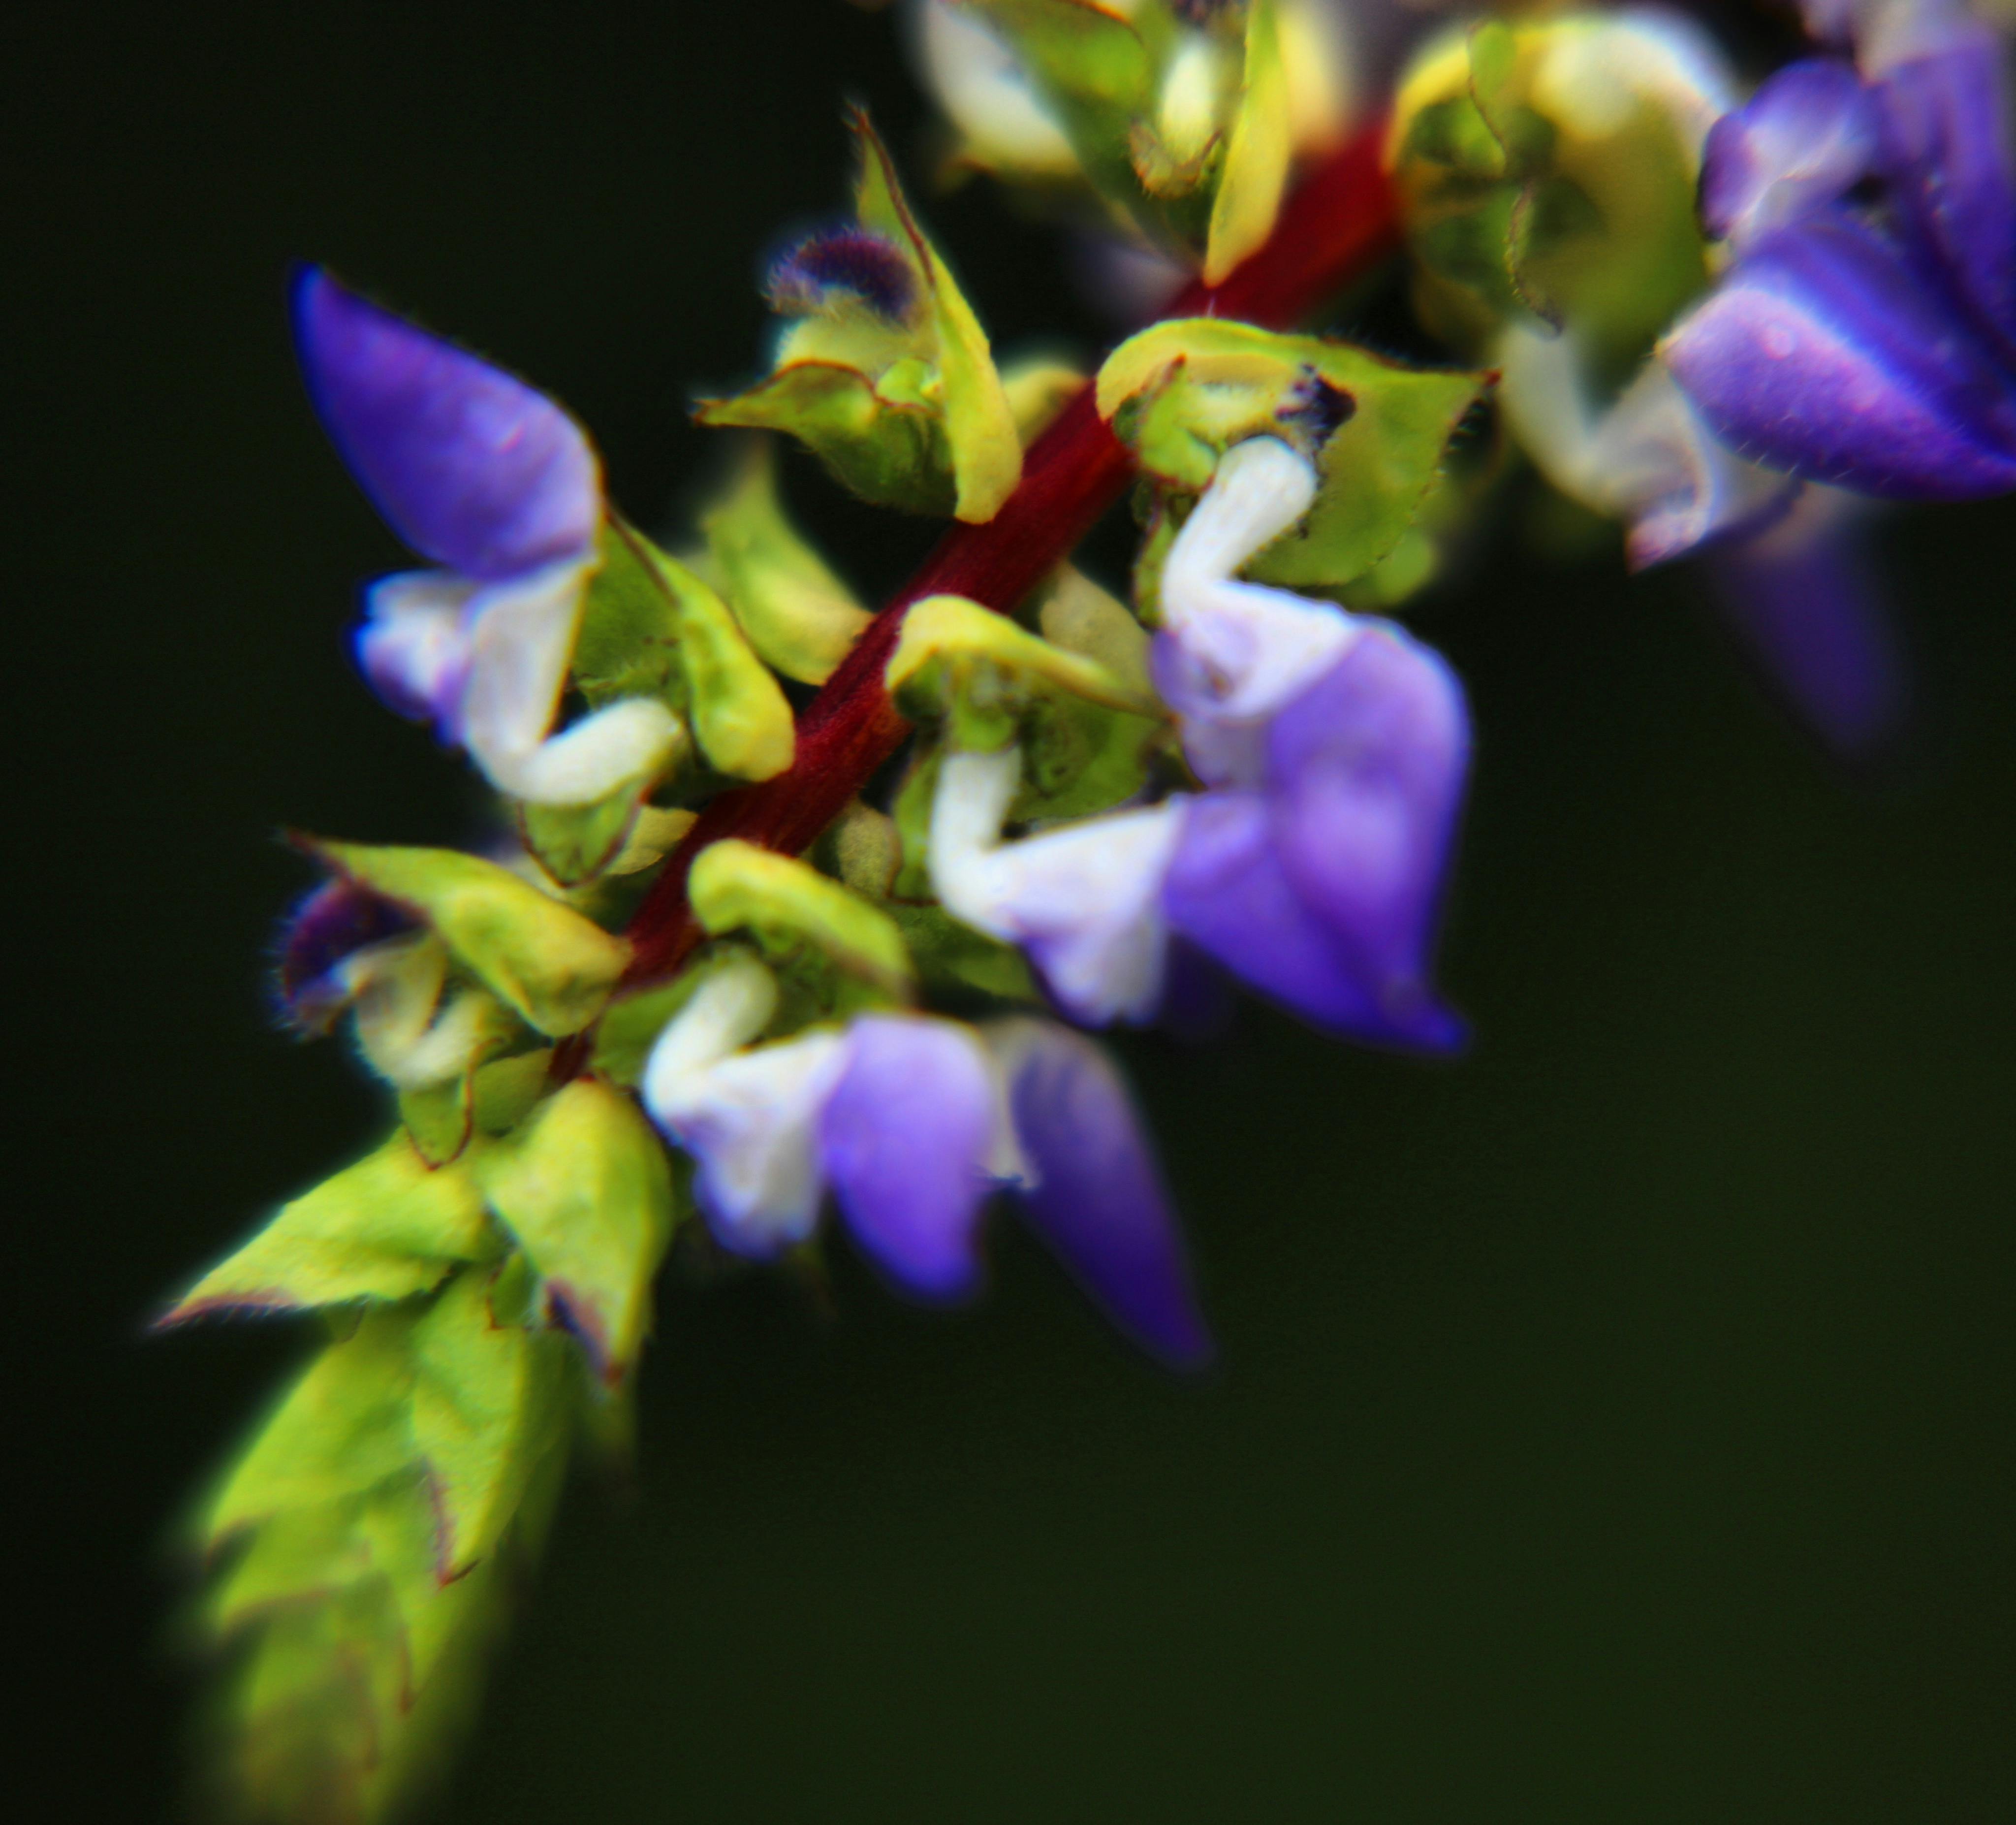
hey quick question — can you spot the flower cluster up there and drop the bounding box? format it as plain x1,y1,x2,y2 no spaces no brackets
165,2,2013,1816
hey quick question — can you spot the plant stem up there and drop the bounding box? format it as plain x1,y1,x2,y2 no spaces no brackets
614,124,1400,997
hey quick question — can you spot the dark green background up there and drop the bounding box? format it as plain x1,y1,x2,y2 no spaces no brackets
15,3,2013,1819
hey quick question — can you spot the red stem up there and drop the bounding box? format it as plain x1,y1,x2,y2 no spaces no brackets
611,125,1399,1001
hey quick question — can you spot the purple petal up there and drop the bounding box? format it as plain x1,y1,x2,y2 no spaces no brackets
1701,59,1879,248
1705,488,1907,760
291,266,601,580
1874,34,2016,361
1263,628,1471,1051
1663,211,2016,499
1001,1022,1210,1369
819,1016,996,1301
1161,793,1454,1046
766,228,918,321
272,879,417,1034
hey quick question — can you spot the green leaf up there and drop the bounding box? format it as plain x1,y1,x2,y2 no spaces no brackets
699,438,872,684
205,1308,422,1541
305,840,631,1038
886,903,1039,1002
1097,318,1489,591
699,113,1020,524
698,360,954,517
887,592,1163,723
890,746,942,902
475,1081,679,1381
969,0,1156,204
470,1049,553,1136
689,839,915,998
409,1267,569,1574
164,1136,495,1324
1203,0,1290,284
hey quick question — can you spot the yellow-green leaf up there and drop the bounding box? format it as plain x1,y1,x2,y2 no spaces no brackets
888,592,1163,718
1203,0,1290,284
690,839,915,997
164,1135,496,1324
475,1081,679,1381
699,439,872,684
307,840,631,1038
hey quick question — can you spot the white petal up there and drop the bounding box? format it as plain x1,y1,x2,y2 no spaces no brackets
640,954,780,1098
912,1,1080,176
357,570,476,729
1159,437,1355,777
484,697,684,807
456,556,590,784
929,748,1184,1025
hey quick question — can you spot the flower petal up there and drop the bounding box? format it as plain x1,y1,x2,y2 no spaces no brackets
991,1020,1210,1370
1706,487,1908,759
819,1015,999,1301
1700,59,1880,249
1161,792,1424,1041
1263,627,1470,1052
1662,210,2016,499
1874,32,2016,360
292,266,602,580
354,571,475,731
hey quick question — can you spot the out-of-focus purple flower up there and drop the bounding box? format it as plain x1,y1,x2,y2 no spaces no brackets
766,227,919,322
1664,2,2016,499
294,267,678,804
1705,485,1908,759
639,959,1210,1363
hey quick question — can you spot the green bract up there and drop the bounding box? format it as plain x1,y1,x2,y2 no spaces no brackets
574,519,795,786
474,1080,680,1383
697,438,872,684
958,0,1292,276
305,839,631,1037
696,112,1021,524
195,1278,573,1821
689,838,916,1000
162,1134,498,1323
1390,16,1713,367
1097,317,1490,605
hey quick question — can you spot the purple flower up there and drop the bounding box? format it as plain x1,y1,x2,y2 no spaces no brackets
272,878,417,1035
639,959,1209,1365
294,268,601,580
1664,8,2016,500
293,267,677,804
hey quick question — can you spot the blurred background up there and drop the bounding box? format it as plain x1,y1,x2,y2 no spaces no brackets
12,2,2014,1818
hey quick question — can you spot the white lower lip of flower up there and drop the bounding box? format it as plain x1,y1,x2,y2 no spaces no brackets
342,934,492,1089
1161,435,1355,728
914,0,1080,176
653,1028,850,1250
360,571,477,722
1529,10,1735,151
641,955,780,1095
930,748,1185,1025
481,696,684,807
1498,326,1791,565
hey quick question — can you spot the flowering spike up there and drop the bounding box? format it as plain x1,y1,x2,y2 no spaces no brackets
292,266,601,580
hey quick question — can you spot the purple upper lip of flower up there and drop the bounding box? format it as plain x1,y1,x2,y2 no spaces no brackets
1667,28,2016,501
765,227,919,322
291,265,603,580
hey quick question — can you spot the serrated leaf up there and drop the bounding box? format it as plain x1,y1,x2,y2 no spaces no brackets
689,840,915,997
699,439,871,684
475,1081,678,1381
165,1136,495,1324
206,1309,421,1542
409,1268,568,1575
306,840,630,1038
1203,0,1290,284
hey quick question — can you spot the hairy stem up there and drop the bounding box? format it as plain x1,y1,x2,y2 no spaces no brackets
612,125,1399,1002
